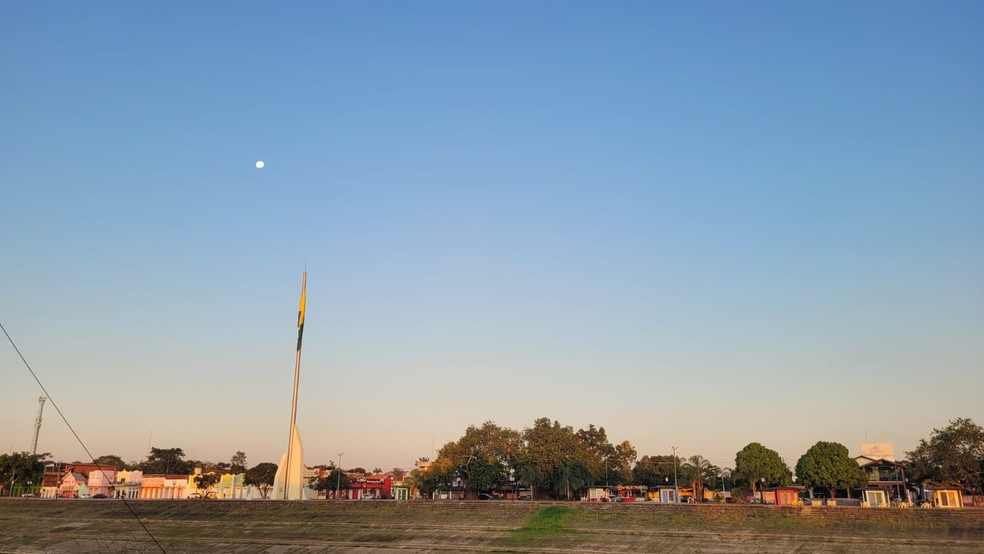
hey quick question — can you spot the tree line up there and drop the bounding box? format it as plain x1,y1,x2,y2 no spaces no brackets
4,417,981,500
408,417,984,500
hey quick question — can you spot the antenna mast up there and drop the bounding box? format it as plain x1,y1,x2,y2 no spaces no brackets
31,395,46,455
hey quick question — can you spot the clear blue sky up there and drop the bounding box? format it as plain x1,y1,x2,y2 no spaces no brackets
2,1,981,472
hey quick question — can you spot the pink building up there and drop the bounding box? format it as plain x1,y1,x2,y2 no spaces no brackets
59,473,86,498
86,469,117,497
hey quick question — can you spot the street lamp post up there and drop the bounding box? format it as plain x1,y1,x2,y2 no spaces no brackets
335,453,344,500
671,446,679,503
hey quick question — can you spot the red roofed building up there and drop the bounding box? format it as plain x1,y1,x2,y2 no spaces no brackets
348,474,392,499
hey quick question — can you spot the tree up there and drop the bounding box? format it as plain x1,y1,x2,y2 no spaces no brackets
92,454,126,470
413,460,455,498
704,466,729,496
795,441,867,499
193,473,221,499
575,424,616,485
552,461,591,500
141,447,191,475
906,417,984,493
391,467,406,480
244,462,278,499
517,418,582,499
312,468,351,498
230,451,247,474
682,455,714,501
611,441,638,486
632,455,676,487
0,452,48,492
433,421,521,497
734,443,792,495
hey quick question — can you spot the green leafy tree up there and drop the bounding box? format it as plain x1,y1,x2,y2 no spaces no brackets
469,455,509,493
230,451,247,474
0,452,48,492
702,465,727,496
141,447,192,475
575,424,616,485
312,468,351,497
416,459,455,497
433,421,521,497
517,418,581,499
552,461,591,500
632,455,676,487
682,455,714,501
193,473,221,499
906,417,984,493
795,441,867,499
734,442,792,495
610,440,638,486
513,464,538,498
92,454,126,470
244,462,278,499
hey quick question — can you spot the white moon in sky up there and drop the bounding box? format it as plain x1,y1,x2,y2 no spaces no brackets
255,160,265,169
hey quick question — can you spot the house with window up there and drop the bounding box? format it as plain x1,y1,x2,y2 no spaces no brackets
854,443,913,507
924,483,964,508
348,474,393,499
86,469,117,497
140,474,189,499
216,473,246,499
115,470,142,499
59,472,87,498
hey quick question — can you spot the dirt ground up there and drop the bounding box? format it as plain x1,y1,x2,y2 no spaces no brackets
1,499,981,553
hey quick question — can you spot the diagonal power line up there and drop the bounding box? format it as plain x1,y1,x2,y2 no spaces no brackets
1,321,167,553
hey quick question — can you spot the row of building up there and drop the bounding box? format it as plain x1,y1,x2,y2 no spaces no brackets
31,461,404,501
579,451,971,508
16,444,977,508
39,462,249,500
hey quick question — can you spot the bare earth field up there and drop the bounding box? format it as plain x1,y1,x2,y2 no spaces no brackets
0,499,982,553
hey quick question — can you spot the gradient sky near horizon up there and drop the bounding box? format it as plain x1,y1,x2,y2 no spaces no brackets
2,1,982,473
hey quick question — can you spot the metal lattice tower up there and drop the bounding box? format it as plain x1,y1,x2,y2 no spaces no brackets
31,395,46,455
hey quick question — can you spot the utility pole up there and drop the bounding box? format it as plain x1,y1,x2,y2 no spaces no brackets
335,453,344,500
671,446,679,503
31,396,46,455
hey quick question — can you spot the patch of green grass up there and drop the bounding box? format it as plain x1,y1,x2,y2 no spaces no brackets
506,506,576,546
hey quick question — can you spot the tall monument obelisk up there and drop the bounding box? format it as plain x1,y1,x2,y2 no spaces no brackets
272,271,309,500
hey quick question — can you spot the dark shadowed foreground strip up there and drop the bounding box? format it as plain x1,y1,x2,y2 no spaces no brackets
0,499,982,553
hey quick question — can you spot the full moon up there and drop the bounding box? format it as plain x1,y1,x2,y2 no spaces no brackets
255,160,265,169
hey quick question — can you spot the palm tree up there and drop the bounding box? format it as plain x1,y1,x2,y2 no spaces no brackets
686,455,713,502
554,462,589,500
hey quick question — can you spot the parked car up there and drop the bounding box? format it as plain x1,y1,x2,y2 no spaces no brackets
478,493,494,500
91,494,108,499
